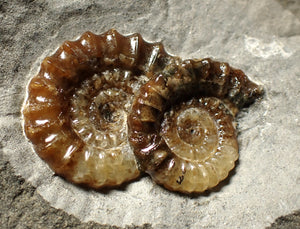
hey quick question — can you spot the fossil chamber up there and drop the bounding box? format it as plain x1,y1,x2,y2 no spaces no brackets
128,58,263,193
22,30,263,193
22,29,180,188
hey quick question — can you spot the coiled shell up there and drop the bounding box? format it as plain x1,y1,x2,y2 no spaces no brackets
22,29,180,188
23,29,262,193
128,58,263,193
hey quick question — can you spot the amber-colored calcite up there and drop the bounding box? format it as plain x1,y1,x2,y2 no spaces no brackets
23,29,262,193
22,29,179,188
127,58,262,193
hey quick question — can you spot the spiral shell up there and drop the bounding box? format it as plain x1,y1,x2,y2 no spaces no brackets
22,29,180,188
23,29,262,192
128,58,263,193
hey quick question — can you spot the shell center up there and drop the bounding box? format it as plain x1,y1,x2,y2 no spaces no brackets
162,105,219,162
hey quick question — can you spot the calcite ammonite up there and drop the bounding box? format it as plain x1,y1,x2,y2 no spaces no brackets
128,58,263,193
22,29,262,193
22,29,180,188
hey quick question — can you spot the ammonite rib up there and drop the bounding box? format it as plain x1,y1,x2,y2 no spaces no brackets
22,29,180,188
128,58,263,193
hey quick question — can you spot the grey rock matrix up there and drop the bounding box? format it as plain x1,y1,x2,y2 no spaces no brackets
0,0,299,228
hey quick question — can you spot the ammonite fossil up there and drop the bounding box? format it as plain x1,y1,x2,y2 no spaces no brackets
22,29,180,188
23,29,262,193
127,58,263,193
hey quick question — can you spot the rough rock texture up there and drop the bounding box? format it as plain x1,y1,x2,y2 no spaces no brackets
267,210,300,229
0,0,299,228
0,154,151,229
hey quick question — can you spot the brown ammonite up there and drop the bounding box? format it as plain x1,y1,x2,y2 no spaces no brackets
22,29,181,188
128,58,263,193
22,29,262,193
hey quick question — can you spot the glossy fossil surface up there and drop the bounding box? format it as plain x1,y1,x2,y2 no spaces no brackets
22,29,262,193
128,58,262,193
22,29,179,188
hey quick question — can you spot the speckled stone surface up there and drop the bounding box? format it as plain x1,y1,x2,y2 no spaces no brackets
1,0,299,228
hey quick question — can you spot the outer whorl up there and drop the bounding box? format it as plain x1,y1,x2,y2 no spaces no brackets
22,29,179,188
128,58,263,193
23,30,263,193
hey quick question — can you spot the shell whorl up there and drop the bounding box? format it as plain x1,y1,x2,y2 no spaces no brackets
127,58,262,193
23,29,263,192
22,29,180,188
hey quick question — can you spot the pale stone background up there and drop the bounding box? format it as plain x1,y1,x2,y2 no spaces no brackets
1,0,299,228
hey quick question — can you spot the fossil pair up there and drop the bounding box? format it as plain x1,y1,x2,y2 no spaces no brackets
22,29,262,194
